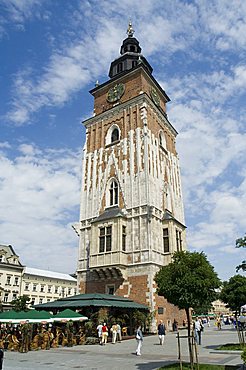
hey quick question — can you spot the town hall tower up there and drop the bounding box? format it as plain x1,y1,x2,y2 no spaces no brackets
76,23,186,328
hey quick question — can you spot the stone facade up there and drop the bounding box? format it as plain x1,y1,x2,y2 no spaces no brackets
77,28,186,332
0,244,77,309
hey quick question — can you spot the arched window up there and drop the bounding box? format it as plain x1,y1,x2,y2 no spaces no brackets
105,124,121,146
109,180,119,206
111,128,119,143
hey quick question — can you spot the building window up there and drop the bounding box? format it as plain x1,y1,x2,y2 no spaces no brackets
61,288,65,297
33,284,37,292
48,286,51,293
111,128,119,143
40,285,44,292
122,226,126,251
109,180,118,206
68,288,71,295
14,277,19,286
30,298,35,305
12,293,17,300
176,230,182,251
39,298,43,304
132,60,137,68
0,255,4,262
163,228,170,253
55,287,58,294
158,307,164,314
117,62,123,73
99,226,112,253
6,276,11,285
107,285,115,295
25,284,29,291
159,131,167,150
3,293,9,302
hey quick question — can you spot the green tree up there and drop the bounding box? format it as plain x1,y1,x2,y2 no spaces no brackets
236,234,246,272
155,251,221,365
11,295,30,312
220,275,246,316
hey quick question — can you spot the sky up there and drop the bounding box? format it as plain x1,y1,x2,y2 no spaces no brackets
0,0,245,281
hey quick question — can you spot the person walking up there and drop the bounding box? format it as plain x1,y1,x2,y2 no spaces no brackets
157,320,166,345
96,323,103,345
110,323,118,344
117,323,122,342
101,323,108,345
135,325,143,356
194,317,203,345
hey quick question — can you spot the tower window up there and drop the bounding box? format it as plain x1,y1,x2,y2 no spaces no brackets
159,131,167,150
109,180,119,206
132,60,137,68
107,285,115,295
130,45,135,52
99,226,112,253
117,63,123,73
122,225,126,251
176,230,182,251
111,128,119,143
163,228,170,253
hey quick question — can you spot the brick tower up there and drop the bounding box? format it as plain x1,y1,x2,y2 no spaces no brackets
76,23,186,330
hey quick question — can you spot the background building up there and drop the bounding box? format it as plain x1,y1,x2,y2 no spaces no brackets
76,24,186,331
0,244,24,310
0,244,77,310
22,267,77,306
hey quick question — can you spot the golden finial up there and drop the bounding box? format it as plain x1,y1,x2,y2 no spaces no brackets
127,20,134,37
95,80,99,87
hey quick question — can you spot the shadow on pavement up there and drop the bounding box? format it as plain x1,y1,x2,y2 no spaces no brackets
135,360,175,369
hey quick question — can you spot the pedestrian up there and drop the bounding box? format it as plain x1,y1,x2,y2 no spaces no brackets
216,317,221,330
135,325,143,356
101,323,108,345
110,323,118,344
117,323,122,342
96,323,103,345
157,320,166,345
194,317,203,345
172,319,178,332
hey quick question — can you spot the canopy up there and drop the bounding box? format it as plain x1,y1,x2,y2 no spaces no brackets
53,309,88,322
0,309,88,324
0,310,53,324
34,293,149,311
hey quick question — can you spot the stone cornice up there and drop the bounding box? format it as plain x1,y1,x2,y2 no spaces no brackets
82,93,178,137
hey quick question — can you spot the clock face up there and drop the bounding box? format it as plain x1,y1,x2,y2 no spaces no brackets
107,83,125,103
150,87,160,106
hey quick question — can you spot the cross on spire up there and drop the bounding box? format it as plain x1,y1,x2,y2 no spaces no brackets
127,21,134,37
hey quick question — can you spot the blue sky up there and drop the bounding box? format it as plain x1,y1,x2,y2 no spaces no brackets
0,0,245,281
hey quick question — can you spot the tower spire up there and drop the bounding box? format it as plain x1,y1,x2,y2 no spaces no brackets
127,20,134,37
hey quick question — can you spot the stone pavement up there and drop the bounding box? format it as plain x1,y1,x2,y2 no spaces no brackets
2,325,244,370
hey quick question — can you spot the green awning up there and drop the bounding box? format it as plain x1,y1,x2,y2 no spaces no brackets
0,309,53,323
53,309,88,321
34,293,149,311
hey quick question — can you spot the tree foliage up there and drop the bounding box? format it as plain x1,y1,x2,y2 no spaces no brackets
220,275,246,315
155,251,220,366
11,295,30,312
155,251,221,312
236,234,246,272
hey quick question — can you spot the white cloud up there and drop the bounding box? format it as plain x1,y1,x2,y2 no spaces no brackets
1,0,47,24
0,144,81,273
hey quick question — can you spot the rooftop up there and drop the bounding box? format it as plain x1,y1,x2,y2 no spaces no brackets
24,267,77,282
